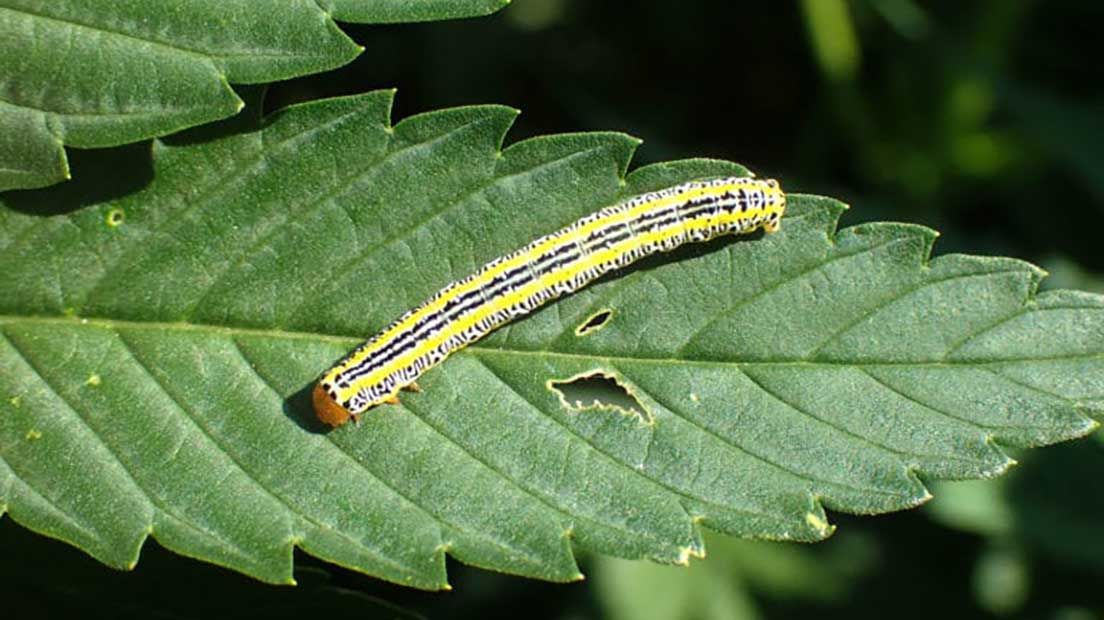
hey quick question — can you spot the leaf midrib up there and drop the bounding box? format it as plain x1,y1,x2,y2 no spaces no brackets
0,96,204,120
1,312,928,505
3,314,1101,366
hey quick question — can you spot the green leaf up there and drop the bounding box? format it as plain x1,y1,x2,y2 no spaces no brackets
0,0,510,191
1,91,1101,589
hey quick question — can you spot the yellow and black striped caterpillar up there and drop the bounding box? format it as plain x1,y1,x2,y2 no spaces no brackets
313,176,787,427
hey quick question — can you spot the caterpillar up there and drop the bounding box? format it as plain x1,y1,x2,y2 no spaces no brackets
313,176,787,427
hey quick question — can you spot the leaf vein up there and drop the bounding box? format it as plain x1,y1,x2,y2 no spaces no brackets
856,366,1045,434
0,456,101,542
0,5,308,69
1,329,261,562
114,331,417,573
622,367,908,500
675,237,903,355
805,271,1024,360
285,140,623,324
738,365,976,466
473,354,794,527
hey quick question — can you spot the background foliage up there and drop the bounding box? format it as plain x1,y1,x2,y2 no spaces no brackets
0,0,507,191
3,0,1104,618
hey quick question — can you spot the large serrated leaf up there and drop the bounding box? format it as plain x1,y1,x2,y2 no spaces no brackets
1,90,1101,589
0,0,510,191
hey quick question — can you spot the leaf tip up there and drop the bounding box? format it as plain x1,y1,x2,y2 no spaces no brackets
1081,416,1102,435
918,487,935,505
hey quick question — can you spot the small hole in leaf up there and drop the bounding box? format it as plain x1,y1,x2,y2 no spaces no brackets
105,208,125,227
548,371,649,423
575,309,613,336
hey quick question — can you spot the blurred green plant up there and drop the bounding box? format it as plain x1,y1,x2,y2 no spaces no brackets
595,531,876,620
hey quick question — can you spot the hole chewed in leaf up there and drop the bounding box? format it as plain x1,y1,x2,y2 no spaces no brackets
547,371,651,424
105,207,125,227
574,309,613,336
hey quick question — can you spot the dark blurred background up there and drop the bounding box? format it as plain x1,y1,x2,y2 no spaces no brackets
268,0,1104,279
7,1,1104,618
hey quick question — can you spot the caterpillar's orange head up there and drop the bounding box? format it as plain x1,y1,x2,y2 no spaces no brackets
313,382,352,428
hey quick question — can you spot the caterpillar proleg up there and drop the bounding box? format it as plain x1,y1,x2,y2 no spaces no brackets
314,176,786,427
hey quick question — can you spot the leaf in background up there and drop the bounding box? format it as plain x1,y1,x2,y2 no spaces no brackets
593,530,876,620
928,432,1104,574
1005,86,1104,203
0,0,510,191
1,90,1102,589
924,477,1015,538
593,553,761,620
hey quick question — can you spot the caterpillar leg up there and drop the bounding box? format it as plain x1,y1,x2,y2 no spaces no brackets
402,382,422,393
384,395,401,405
763,211,782,233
